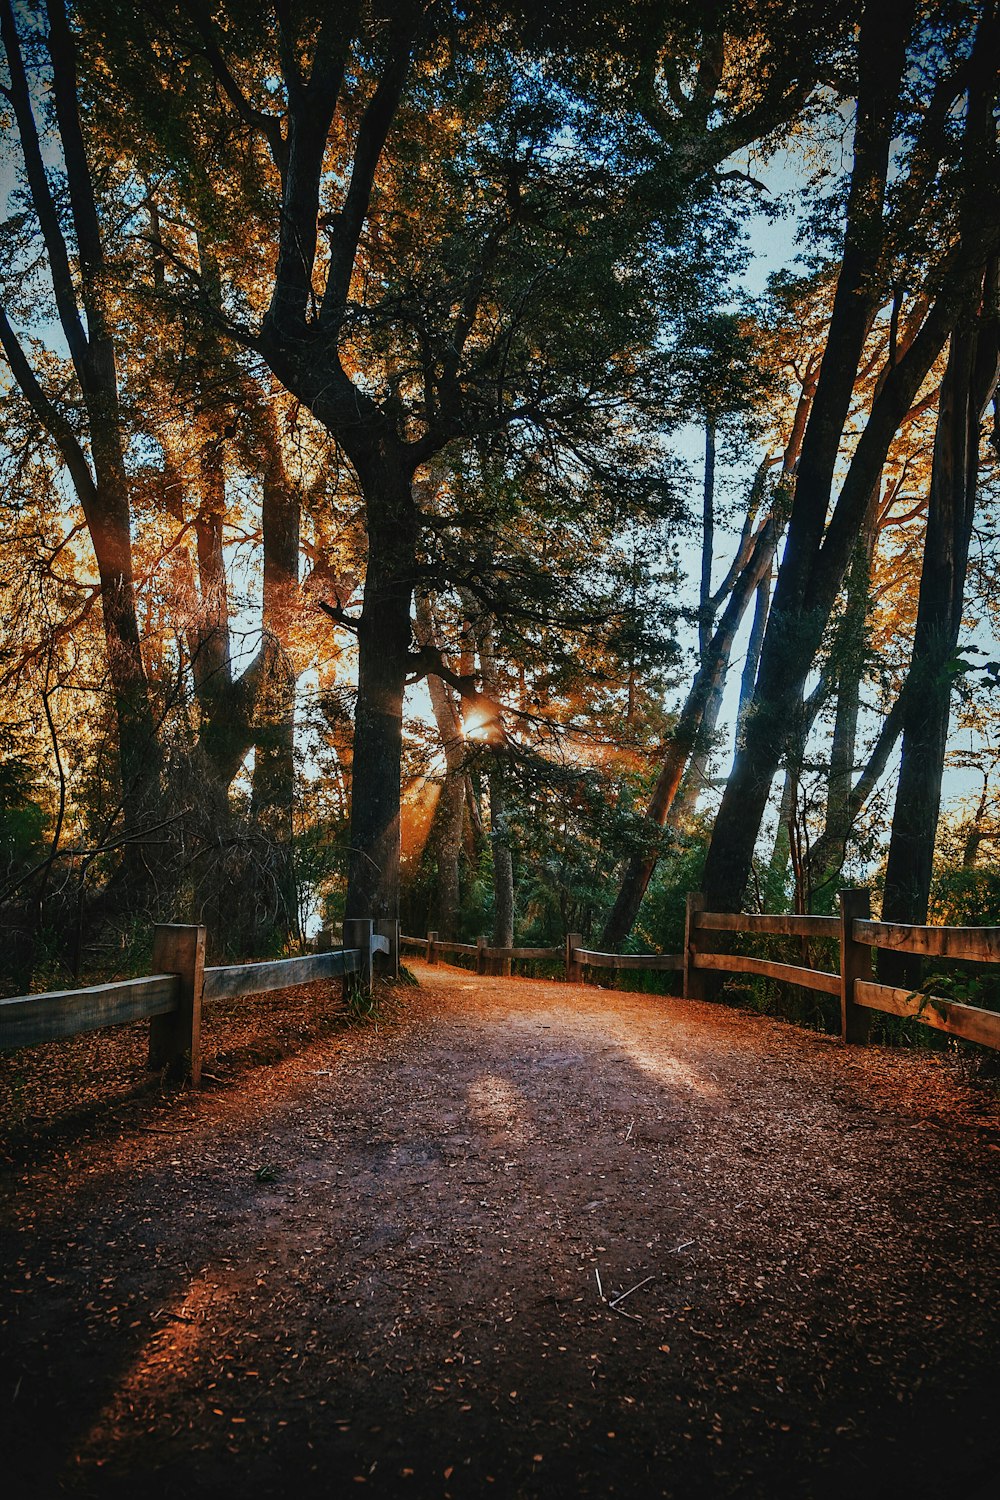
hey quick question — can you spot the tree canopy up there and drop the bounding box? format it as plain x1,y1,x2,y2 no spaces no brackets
1,0,998,995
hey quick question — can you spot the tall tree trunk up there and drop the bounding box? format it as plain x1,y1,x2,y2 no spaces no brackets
1,0,162,855
488,761,514,971
680,418,722,807
344,456,420,920
414,594,466,939
250,432,301,943
601,518,777,948
766,767,796,901
479,626,514,969
808,500,879,896
763,672,830,906
736,568,772,736
699,0,993,914
882,276,1000,986
699,417,716,656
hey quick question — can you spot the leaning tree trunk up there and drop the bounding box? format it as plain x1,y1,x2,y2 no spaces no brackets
601,519,777,948
699,0,988,914
882,283,1000,987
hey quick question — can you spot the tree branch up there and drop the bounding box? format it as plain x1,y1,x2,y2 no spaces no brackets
180,0,288,178
320,4,418,323
0,0,89,372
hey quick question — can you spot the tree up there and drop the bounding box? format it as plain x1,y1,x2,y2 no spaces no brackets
0,0,162,859
701,1,1000,913
83,0,856,927
881,260,1000,983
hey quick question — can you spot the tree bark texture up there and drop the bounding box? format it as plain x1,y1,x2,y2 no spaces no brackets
414,595,467,939
343,454,420,920
881,278,1000,985
699,0,999,913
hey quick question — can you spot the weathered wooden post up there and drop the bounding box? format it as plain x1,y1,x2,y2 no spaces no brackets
565,932,583,984
683,893,706,1002
426,929,438,965
375,918,400,980
839,888,873,1044
149,924,206,1086
476,935,488,975
343,917,374,1001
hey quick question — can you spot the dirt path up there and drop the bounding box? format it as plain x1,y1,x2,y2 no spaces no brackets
2,962,999,1499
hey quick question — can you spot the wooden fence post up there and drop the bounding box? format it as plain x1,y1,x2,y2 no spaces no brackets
565,932,583,984
476,935,488,975
149,924,205,1086
343,918,374,1001
683,893,706,1001
375,918,400,980
839,888,873,1044
426,930,438,965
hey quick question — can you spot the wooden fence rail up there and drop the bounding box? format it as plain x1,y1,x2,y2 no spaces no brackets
0,974,178,1051
0,916,400,1085
403,892,1000,1055
5,898,999,1083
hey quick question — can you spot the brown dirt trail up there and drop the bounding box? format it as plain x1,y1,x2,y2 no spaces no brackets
2,961,999,1499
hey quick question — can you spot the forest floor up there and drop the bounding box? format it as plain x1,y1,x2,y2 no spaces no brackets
2,959,999,1500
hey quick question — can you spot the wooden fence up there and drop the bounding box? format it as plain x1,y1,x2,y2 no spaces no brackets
4,892,998,1082
0,917,400,1085
404,887,1000,1054
401,930,682,982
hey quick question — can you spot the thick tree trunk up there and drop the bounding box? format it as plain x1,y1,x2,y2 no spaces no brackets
431,771,467,939
882,287,999,985
344,459,419,921
700,2,968,914
86,471,163,844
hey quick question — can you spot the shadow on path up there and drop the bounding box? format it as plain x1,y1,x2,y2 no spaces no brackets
2,961,999,1498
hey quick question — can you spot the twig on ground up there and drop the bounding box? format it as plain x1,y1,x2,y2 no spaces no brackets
625,1119,634,1142
595,1266,605,1302
609,1274,655,1309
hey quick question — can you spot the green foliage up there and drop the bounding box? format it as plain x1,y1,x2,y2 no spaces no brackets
930,864,1000,929
636,827,708,955
0,739,49,893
